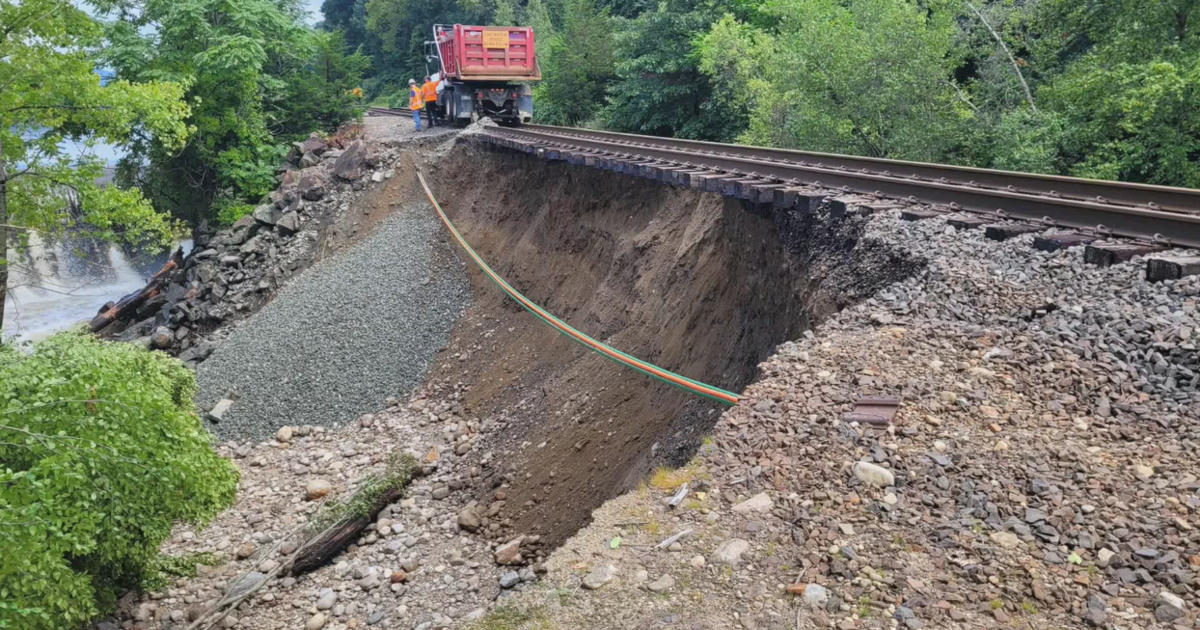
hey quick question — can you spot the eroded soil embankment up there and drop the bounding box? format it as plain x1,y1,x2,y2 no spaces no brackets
424,141,922,548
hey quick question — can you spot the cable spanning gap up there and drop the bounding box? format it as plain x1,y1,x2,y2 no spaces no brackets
415,169,740,406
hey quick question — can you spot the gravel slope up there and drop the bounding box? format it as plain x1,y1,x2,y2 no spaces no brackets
197,204,470,440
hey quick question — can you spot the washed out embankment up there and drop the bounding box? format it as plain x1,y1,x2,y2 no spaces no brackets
422,141,923,547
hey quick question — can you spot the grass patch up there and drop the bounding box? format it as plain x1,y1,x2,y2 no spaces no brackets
1021,601,1038,615
470,605,549,630
143,552,222,590
648,461,709,491
990,599,1004,610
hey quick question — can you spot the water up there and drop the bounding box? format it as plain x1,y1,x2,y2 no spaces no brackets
2,234,192,344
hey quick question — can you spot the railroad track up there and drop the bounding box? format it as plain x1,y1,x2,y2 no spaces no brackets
484,124,1200,259
366,106,410,116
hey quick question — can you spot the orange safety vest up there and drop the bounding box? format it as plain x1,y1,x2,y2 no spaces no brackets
408,88,423,110
422,81,438,102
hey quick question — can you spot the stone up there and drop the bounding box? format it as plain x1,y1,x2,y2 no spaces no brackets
316,590,337,610
711,539,751,567
582,564,616,590
186,604,208,622
297,169,328,201
334,140,371,181
1155,592,1184,623
367,611,385,626
149,325,177,350
305,613,327,630
207,399,234,423
276,426,293,442
803,584,829,608
274,210,300,235
494,537,523,565
499,572,520,589
306,479,332,500
300,151,321,168
371,171,385,183
690,555,705,569
235,542,255,559
990,532,1020,549
1097,549,1116,567
390,570,407,583
252,204,281,226
1135,465,1155,479
647,574,675,592
732,492,773,513
431,486,450,500
852,461,895,487
457,506,482,532
225,572,265,599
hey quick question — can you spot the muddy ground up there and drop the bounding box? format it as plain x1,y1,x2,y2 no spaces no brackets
409,141,921,548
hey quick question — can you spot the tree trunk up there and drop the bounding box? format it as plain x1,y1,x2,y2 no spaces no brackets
1,136,9,332
288,486,407,576
967,2,1037,112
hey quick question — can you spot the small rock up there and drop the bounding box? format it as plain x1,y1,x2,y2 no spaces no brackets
457,506,482,532
305,613,326,630
990,532,1020,549
207,399,234,423
582,564,616,590
499,572,520,589
711,539,751,567
306,479,332,500
315,590,337,610
852,461,894,487
647,574,675,593
1135,465,1154,479
495,537,523,565
732,492,773,513
1155,592,1185,623
276,426,293,442
1097,549,1116,567
803,584,829,608
235,542,255,559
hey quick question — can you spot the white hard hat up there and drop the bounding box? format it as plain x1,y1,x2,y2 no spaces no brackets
408,79,416,85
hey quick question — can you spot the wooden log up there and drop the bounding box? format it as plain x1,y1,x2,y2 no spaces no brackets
288,486,407,576
88,247,183,332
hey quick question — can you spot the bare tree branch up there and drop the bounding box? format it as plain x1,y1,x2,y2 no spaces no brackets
967,2,1037,112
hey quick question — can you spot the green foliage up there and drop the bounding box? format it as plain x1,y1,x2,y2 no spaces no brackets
699,0,967,159
215,201,256,228
308,452,417,534
0,0,191,328
142,553,222,591
0,332,239,630
533,0,616,125
102,0,367,225
602,0,741,140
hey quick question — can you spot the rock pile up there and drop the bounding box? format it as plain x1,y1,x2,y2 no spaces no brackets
96,133,387,365
484,210,1199,630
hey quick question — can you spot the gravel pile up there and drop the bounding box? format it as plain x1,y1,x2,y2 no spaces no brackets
196,205,470,440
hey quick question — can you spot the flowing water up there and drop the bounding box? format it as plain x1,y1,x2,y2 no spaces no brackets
2,234,192,344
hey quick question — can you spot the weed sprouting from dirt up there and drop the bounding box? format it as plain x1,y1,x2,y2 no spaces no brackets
470,605,550,630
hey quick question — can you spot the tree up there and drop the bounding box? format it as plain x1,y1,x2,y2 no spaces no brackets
697,0,969,159
0,331,239,629
602,0,742,141
533,0,616,125
0,0,191,332
103,0,365,227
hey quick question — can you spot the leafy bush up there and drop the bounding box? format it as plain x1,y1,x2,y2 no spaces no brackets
0,332,239,630
214,200,256,228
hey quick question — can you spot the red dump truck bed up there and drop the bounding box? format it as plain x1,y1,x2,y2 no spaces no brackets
436,24,540,82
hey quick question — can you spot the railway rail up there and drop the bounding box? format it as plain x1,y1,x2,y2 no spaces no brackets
482,124,1200,254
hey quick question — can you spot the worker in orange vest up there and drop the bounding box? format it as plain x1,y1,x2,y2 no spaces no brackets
422,76,440,128
408,79,423,131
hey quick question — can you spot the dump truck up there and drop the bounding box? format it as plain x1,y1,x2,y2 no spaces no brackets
425,24,540,126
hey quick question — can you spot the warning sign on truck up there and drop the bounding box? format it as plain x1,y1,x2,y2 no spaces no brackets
482,30,509,49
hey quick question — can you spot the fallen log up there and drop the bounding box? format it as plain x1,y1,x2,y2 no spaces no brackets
289,453,420,576
89,247,183,332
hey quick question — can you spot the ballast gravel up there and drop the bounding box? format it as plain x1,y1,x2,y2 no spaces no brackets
196,204,470,440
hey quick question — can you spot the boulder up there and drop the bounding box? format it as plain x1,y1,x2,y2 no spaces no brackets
252,204,281,226
457,506,482,532
299,134,328,156
277,211,300,235
298,169,329,201
306,479,332,500
494,536,523,565
334,140,370,181
151,326,174,349
299,151,321,168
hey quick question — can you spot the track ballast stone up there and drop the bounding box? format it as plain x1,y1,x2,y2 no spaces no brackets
197,205,470,440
